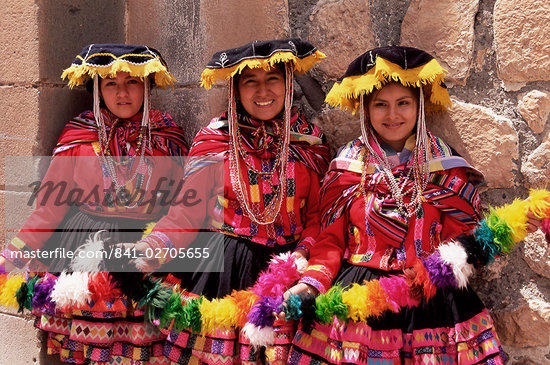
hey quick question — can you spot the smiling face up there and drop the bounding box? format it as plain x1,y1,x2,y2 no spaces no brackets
366,82,419,152
237,66,286,121
99,72,145,119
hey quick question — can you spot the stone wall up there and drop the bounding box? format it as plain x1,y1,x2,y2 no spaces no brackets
1,0,549,364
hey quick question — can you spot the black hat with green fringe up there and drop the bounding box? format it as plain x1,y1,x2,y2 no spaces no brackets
200,38,325,89
61,43,176,88
326,46,451,115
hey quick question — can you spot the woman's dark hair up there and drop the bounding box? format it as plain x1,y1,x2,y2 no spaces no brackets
364,81,421,106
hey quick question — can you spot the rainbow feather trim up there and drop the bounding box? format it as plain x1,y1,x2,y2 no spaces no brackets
1,189,549,344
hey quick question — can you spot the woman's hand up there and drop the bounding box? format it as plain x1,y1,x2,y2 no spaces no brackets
274,283,319,321
292,249,308,261
284,283,318,301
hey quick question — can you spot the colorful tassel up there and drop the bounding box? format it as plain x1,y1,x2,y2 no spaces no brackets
528,189,550,218
182,297,203,333
32,276,57,315
438,241,474,288
341,283,369,322
486,210,515,253
88,272,121,302
457,232,491,266
200,296,239,333
404,261,436,300
299,292,317,332
493,199,529,243
50,272,91,309
159,291,186,330
231,290,260,327
362,279,392,318
15,274,39,312
70,231,107,272
422,251,457,289
379,275,418,311
242,322,275,348
0,275,26,309
315,284,348,324
284,293,303,321
252,253,301,297
0,274,8,294
247,296,282,328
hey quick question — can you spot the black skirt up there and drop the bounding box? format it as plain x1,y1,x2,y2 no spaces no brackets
166,232,297,299
288,262,508,364
39,207,150,272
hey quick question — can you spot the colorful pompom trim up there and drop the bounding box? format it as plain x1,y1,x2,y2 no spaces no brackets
1,189,549,346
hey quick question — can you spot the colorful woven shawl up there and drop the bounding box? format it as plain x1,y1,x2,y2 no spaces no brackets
53,109,188,161
189,109,330,176
321,131,482,246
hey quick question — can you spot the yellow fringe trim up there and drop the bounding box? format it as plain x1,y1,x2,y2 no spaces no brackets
61,59,176,88
199,296,239,333
325,58,451,115
493,199,530,243
342,283,369,322
528,189,550,218
200,50,326,89
0,274,25,309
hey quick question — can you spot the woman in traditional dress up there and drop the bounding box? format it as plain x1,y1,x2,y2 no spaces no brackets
284,46,543,364
0,43,188,364
135,38,331,364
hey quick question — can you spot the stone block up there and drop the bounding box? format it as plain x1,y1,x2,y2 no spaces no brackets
0,312,41,365
3,189,36,238
0,139,38,186
517,90,550,135
38,87,91,155
151,86,226,145
522,231,550,279
0,86,40,140
128,0,206,86
308,0,375,79
493,305,549,347
401,0,479,85
428,100,519,188
494,0,550,84
0,0,39,83
521,139,550,189
312,108,360,155
38,0,125,84
129,0,290,87
199,0,290,67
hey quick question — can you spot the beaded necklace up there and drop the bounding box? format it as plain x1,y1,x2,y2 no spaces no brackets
227,63,294,224
93,76,152,208
358,87,430,218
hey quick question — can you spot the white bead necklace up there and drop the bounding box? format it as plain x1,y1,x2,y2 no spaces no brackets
359,89,430,218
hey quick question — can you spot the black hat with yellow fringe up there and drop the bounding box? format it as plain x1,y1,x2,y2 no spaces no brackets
200,38,325,89
199,38,324,225
61,44,176,153
326,46,451,115
61,43,176,88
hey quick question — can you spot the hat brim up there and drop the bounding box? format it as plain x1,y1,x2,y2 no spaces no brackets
326,54,451,115
200,50,325,89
